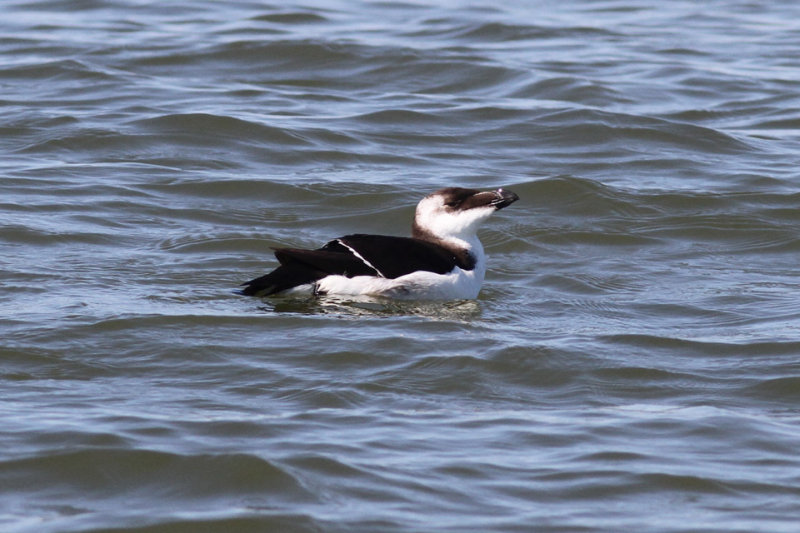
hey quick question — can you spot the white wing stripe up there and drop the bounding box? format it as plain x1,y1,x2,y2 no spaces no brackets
336,239,386,278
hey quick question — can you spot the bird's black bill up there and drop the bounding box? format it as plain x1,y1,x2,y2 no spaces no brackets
491,188,519,210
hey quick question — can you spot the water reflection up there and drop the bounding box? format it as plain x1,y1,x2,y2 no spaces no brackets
261,294,483,320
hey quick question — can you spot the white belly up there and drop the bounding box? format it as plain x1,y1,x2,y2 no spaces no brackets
316,265,485,300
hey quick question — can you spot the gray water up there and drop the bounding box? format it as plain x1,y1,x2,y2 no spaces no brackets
3,1,800,531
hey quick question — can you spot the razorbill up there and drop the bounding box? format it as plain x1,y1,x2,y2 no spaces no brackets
240,187,519,299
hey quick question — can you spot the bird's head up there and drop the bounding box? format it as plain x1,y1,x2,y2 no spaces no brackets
413,187,519,243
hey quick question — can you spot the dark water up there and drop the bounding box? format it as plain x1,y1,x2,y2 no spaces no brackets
3,1,800,531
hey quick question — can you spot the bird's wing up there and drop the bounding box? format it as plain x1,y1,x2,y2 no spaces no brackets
273,246,380,277
332,234,460,278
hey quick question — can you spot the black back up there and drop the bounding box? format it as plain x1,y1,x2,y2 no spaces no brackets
333,234,470,277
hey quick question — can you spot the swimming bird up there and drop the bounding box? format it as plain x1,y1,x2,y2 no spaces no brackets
240,187,519,299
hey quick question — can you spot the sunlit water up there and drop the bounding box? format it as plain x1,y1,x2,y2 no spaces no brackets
3,1,800,531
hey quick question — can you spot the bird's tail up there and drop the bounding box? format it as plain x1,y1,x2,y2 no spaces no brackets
240,265,314,296
240,249,330,297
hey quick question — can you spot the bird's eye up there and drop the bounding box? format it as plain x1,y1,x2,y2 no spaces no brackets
444,200,459,207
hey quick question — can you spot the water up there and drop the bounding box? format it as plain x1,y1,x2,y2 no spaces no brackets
3,1,800,531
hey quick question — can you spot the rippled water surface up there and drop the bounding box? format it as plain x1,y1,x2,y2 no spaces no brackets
3,1,800,531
